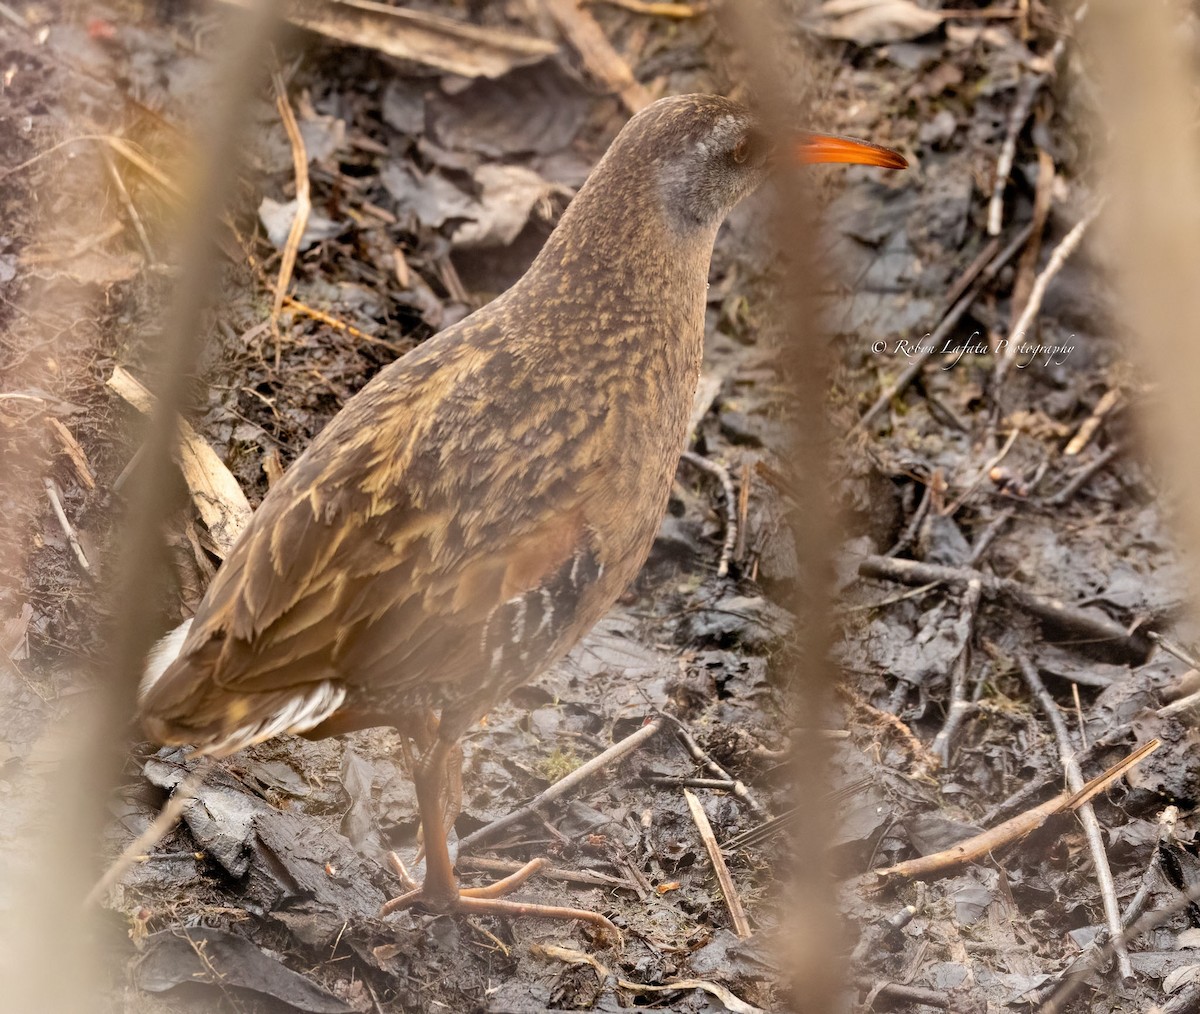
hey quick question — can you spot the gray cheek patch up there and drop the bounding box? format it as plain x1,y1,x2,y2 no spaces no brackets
693,115,741,160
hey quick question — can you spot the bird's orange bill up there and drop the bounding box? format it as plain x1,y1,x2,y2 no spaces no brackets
795,134,908,170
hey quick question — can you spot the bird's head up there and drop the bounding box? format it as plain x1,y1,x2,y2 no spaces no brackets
603,94,907,235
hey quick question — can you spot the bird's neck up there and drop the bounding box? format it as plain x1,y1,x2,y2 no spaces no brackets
508,172,719,384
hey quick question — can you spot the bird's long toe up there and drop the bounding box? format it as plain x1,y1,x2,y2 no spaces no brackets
378,854,619,939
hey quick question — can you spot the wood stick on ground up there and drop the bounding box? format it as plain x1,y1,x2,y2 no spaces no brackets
84,757,213,907
679,450,737,578
107,365,252,556
1149,631,1200,670
939,234,1000,313
661,712,767,816
1045,443,1120,507
943,428,1018,517
683,788,751,938
966,507,1015,565
1036,808,1178,1005
838,685,939,776
858,554,1148,658
590,0,701,17
687,367,725,435
1016,652,1133,979
929,577,983,766
271,70,310,369
734,461,751,563
541,0,652,113
43,478,91,574
1010,146,1056,326
987,5,1083,234
1157,681,1200,718
857,978,950,1010
854,223,1033,433
871,738,1159,882
101,145,156,265
619,976,765,1014
282,295,408,353
458,855,639,892
1035,821,1200,1013
645,775,739,791
1064,388,1121,456
884,482,931,558
47,417,96,490
995,202,1104,386
218,0,557,78
988,71,1044,236
458,717,663,851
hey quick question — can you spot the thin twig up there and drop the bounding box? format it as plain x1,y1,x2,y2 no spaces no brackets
661,713,767,816
645,775,739,790
929,578,983,766
995,203,1104,386
884,482,932,558
1064,388,1121,456
1016,652,1133,979
270,69,310,369
871,739,1159,882
942,428,1018,516
282,295,408,353
43,478,91,574
1035,826,1200,1012
838,685,939,776
858,979,951,1010
1010,147,1056,328
684,788,752,938
458,856,638,892
987,3,1085,234
541,0,652,112
966,507,1015,565
459,717,663,851
680,450,738,578
85,758,214,907
588,0,700,16
1045,443,1120,507
1148,632,1200,670
47,417,96,491
858,555,1147,658
988,72,1043,236
101,146,156,265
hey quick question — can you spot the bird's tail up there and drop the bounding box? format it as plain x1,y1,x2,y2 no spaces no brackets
140,618,193,701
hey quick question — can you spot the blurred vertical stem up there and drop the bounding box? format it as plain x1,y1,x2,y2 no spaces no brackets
2,2,281,1010
719,2,842,1009
1084,3,1200,606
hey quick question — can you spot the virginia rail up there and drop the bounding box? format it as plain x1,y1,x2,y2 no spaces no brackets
138,94,906,933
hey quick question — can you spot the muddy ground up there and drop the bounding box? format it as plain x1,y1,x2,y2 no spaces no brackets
3,1,1199,1012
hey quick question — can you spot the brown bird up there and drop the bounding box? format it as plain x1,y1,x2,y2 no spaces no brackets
138,94,906,933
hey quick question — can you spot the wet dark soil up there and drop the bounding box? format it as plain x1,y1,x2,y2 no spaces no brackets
2,2,1197,1013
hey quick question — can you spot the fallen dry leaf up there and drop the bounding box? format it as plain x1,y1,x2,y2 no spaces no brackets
812,0,942,46
452,164,562,248
219,0,556,79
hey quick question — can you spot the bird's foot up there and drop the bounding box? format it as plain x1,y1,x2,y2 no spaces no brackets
379,853,620,940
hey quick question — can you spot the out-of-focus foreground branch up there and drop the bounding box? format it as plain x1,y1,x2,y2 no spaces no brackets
722,2,841,1009
0,2,281,1010
1086,1,1200,589
1031,5,1200,1008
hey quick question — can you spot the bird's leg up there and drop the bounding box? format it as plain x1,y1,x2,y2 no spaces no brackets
410,735,459,906
442,740,463,840
407,717,462,859
379,734,619,939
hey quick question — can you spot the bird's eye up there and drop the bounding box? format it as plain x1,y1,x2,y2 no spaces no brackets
731,130,766,166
